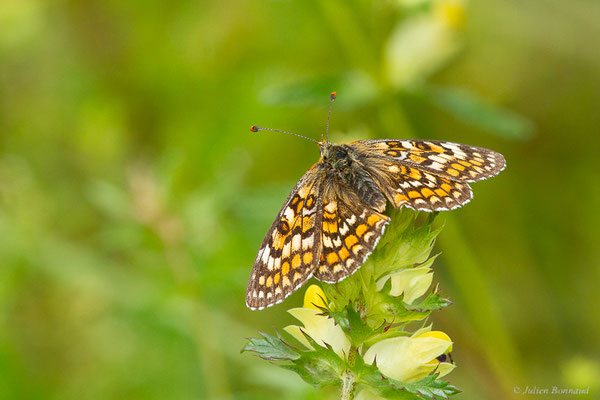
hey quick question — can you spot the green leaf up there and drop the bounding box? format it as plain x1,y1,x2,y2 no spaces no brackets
387,288,452,317
369,209,441,281
327,303,377,346
323,272,362,311
243,330,348,388
241,331,300,361
405,289,453,313
283,353,342,388
282,331,347,388
369,280,451,325
353,351,385,386
424,84,534,141
386,374,461,400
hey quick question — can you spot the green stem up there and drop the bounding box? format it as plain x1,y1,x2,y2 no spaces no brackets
340,346,358,400
340,369,356,400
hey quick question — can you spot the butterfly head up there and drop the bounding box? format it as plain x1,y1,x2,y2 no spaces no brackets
320,142,352,172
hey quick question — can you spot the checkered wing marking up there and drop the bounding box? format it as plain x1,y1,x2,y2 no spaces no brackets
358,158,474,211
389,169,473,211
313,183,389,283
353,139,506,182
246,164,325,310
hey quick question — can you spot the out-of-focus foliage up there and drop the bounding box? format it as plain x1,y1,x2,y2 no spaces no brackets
0,0,599,399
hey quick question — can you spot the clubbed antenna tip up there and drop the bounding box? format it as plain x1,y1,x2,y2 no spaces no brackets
324,91,337,142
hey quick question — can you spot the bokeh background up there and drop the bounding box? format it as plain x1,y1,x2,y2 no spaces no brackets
1,0,599,399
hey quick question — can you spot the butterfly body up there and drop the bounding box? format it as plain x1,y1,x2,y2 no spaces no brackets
321,142,387,212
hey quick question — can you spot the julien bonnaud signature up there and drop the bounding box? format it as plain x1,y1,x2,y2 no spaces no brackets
514,386,590,395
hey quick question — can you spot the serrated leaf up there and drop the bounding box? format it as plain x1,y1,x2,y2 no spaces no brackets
387,374,461,400
369,210,441,281
327,303,375,346
369,284,451,325
405,291,452,313
282,331,347,388
242,331,300,361
282,356,342,388
323,272,362,311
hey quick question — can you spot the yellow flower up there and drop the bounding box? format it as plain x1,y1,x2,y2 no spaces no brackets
284,285,351,358
363,328,455,383
376,266,433,304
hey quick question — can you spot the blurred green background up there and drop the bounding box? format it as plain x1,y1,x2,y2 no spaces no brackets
1,0,599,399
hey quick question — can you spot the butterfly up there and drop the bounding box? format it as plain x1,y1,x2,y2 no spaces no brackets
246,92,506,310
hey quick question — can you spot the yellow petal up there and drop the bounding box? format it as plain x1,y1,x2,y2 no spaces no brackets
415,330,453,353
411,324,433,338
436,361,456,378
303,284,328,310
283,325,313,350
287,307,350,357
403,361,456,382
363,335,453,382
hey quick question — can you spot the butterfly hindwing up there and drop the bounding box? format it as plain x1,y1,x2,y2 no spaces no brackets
361,159,474,211
245,164,326,310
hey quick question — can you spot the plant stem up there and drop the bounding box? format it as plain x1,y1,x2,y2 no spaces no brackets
340,369,356,400
340,346,359,400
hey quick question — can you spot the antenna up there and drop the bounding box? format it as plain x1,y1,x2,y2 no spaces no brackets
250,125,319,145
324,91,336,143
251,92,337,146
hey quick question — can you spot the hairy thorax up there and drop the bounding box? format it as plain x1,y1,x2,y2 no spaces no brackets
320,143,386,212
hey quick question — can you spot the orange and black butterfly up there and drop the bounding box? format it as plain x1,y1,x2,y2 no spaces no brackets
246,93,506,310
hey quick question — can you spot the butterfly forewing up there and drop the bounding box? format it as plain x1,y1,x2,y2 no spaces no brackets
246,164,326,310
314,183,389,283
353,139,506,182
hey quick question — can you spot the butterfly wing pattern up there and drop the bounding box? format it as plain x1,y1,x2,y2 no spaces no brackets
352,139,505,211
246,138,505,310
314,181,389,283
246,163,326,310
